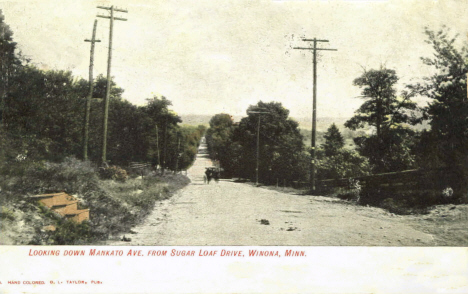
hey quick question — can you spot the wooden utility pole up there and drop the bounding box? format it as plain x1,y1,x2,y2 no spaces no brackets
175,135,181,174
294,38,336,192
83,20,101,161
162,118,167,174
155,125,161,170
97,5,128,164
248,110,270,186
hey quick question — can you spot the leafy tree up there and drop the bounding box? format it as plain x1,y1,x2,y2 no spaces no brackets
142,97,181,169
0,9,22,127
353,128,418,172
233,101,305,184
0,12,201,172
175,125,206,171
4,67,85,161
409,27,468,169
316,124,370,180
322,123,344,157
346,67,420,172
205,113,236,175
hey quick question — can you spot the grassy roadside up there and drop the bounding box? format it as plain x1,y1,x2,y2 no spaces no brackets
0,157,190,245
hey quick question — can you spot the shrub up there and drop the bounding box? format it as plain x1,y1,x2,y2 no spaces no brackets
99,165,128,182
1,206,16,221
336,178,362,202
0,157,98,200
33,220,95,245
316,149,371,180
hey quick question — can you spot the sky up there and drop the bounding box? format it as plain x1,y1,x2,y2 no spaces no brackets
2,0,468,119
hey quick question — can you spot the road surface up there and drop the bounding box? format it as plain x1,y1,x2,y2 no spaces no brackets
108,139,467,246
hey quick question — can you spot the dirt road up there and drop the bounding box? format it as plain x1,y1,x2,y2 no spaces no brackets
108,140,468,246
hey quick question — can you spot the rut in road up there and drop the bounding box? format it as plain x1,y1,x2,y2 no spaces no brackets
109,138,435,246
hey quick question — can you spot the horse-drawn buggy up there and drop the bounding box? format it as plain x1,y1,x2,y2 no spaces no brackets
204,167,223,184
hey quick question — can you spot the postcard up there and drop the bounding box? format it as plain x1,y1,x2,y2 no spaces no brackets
1,0,467,293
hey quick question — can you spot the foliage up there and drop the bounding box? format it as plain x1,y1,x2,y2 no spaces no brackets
346,66,421,172
234,101,306,184
206,113,236,175
174,125,206,171
0,157,98,200
1,206,15,221
353,127,419,172
47,220,94,245
322,123,344,157
99,165,128,182
409,27,468,171
0,13,201,171
336,178,362,202
316,148,371,180
0,9,23,131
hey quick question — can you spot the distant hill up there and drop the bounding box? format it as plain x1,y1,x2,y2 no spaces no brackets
180,114,244,126
290,117,352,131
180,114,352,131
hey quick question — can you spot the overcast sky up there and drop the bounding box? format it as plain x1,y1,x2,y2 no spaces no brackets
2,0,468,119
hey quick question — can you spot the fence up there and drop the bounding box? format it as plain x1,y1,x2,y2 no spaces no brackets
308,166,467,202
128,162,152,176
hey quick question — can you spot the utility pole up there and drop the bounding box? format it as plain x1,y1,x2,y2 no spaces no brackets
83,20,101,161
97,5,128,165
162,115,168,175
248,109,270,186
155,125,161,170
294,38,337,192
175,135,181,174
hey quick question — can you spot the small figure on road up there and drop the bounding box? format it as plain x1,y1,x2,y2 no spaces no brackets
213,168,220,183
205,168,212,184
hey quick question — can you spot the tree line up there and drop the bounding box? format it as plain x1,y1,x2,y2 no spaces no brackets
206,26,468,195
0,10,205,171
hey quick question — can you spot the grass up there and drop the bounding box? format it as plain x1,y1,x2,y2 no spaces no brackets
0,157,191,245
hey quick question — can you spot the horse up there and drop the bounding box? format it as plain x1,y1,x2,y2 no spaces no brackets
204,168,213,184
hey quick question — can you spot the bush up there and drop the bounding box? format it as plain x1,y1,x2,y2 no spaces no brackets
99,165,128,182
0,206,16,221
2,156,190,244
29,220,95,245
316,149,371,180
0,157,98,201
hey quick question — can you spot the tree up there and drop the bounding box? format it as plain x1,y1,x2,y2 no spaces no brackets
142,96,181,169
0,9,22,128
206,113,235,173
346,67,420,172
233,101,305,184
4,67,85,161
409,27,468,169
322,123,344,157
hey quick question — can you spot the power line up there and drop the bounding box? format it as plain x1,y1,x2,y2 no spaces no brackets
83,19,101,161
294,37,337,192
97,5,128,164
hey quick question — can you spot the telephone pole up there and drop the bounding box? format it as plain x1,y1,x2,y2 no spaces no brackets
175,135,181,174
155,125,161,170
294,38,337,192
97,5,128,164
83,20,100,161
247,109,270,186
